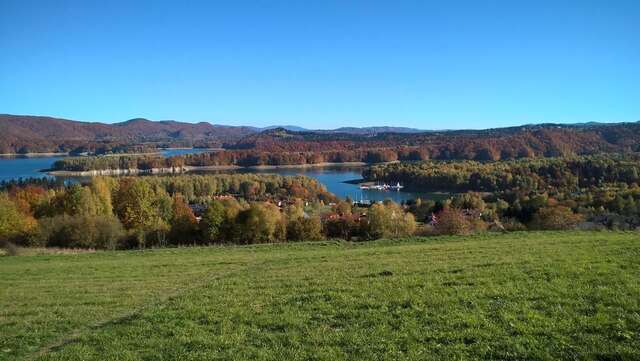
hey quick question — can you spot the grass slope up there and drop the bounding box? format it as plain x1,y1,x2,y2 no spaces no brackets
1,231,639,360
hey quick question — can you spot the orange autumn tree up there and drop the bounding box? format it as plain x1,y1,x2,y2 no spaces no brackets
169,194,199,244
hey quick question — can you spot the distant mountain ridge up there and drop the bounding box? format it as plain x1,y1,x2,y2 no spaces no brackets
1,114,639,157
229,121,640,160
257,125,427,134
0,114,255,154
257,125,309,132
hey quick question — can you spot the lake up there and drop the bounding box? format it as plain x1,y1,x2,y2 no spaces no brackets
197,166,439,203
0,151,438,203
0,155,64,182
0,149,210,182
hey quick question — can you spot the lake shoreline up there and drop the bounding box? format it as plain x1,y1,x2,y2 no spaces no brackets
247,161,366,170
0,152,69,157
2,156,431,202
0,147,222,159
45,162,369,176
162,147,224,151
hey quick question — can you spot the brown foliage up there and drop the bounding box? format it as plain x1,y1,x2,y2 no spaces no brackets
434,208,473,235
530,206,583,230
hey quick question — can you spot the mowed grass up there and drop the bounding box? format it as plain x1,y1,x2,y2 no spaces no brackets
1,232,639,360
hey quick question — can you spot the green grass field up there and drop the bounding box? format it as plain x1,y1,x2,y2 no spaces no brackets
1,231,639,360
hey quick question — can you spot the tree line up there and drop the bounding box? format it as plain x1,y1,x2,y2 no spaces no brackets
6,154,640,252
364,155,640,192
49,148,404,171
366,155,640,232
0,174,418,250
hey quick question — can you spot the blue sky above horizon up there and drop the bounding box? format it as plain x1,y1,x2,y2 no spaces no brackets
1,0,638,130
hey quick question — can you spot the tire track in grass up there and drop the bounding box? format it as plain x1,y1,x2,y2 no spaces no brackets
30,232,638,360
27,262,252,361
30,246,354,360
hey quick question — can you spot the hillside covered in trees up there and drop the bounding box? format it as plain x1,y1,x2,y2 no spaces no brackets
0,114,256,154
366,155,640,231
3,114,640,163
364,155,640,192
48,124,640,172
229,123,640,160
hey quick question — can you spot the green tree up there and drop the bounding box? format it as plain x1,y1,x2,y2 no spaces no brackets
364,203,390,239
114,178,156,230
61,184,98,216
113,178,160,247
200,200,226,243
363,202,416,239
35,215,125,249
236,203,285,244
93,216,126,250
285,200,305,220
0,194,34,245
90,177,114,216
287,216,324,241
218,198,246,243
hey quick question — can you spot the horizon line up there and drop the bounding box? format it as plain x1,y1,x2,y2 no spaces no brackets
2,112,639,132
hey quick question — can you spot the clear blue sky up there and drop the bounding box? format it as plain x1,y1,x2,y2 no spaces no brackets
1,0,638,129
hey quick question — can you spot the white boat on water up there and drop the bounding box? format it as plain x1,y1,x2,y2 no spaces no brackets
360,182,403,191
389,182,404,190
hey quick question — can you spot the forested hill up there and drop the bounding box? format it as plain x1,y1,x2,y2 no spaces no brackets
0,114,256,154
2,114,640,160
230,122,640,160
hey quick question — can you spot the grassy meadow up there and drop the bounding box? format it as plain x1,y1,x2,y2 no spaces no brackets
1,231,639,360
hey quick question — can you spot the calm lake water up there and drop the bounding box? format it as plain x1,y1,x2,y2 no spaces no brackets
221,166,435,203
0,149,208,182
0,151,437,202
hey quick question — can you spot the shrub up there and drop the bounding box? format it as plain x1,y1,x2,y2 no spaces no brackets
324,214,359,241
36,215,125,249
0,240,19,256
168,194,199,244
0,194,37,245
93,216,127,250
235,203,285,244
362,202,416,239
530,206,583,230
501,217,527,231
287,216,324,241
434,208,473,235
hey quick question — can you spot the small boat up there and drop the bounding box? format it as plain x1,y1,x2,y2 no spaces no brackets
389,182,404,190
360,182,403,191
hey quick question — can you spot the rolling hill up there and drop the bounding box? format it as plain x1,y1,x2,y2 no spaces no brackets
228,122,640,160
2,114,640,160
2,232,639,360
0,114,256,154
